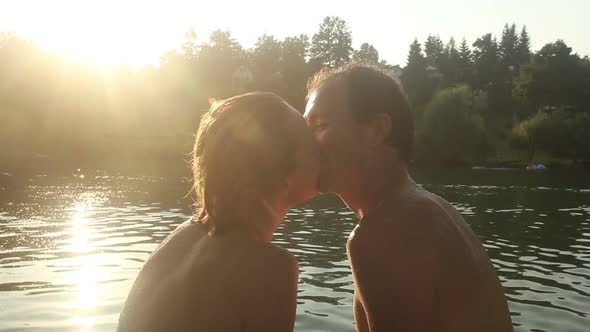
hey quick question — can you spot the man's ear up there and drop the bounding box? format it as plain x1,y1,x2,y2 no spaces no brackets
370,113,392,146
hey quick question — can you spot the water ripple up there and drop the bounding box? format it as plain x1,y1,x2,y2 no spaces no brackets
0,174,589,331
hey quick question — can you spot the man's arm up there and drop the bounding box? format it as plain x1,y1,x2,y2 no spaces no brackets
347,211,441,332
354,292,370,332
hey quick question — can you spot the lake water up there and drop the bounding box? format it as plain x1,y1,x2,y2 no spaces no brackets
0,170,589,331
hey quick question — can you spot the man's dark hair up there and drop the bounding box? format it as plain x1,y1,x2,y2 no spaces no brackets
306,62,414,162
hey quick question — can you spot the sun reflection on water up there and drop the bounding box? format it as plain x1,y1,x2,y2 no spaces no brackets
68,198,100,331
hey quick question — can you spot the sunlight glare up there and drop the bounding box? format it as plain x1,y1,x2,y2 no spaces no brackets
11,1,181,69
74,203,85,213
70,315,95,329
74,256,99,310
67,196,101,330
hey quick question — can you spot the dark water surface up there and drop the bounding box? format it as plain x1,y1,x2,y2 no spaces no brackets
0,170,589,331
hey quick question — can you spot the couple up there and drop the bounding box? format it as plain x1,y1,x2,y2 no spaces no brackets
118,64,513,332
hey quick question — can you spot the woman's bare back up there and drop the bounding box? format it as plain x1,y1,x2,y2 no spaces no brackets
119,220,298,332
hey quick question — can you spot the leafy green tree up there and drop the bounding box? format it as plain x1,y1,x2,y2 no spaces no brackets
251,34,283,92
310,16,352,68
514,40,590,112
197,30,245,100
280,34,310,108
158,49,199,103
417,85,491,164
282,34,309,62
570,112,590,161
537,111,590,162
181,28,199,60
3,22,590,170
353,42,379,64
510,112,549,162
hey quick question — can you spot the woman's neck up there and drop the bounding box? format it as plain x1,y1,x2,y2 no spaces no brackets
227,200,290,243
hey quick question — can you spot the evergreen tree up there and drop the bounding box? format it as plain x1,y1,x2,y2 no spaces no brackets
499,23,519,70
459,38,472,65
517,25,532,65
441,37,461,84
424,34,445,68
472,33,500,89
402,39,436,108
457,38,473,84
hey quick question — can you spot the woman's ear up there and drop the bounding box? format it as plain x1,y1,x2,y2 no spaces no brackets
370,113,392,146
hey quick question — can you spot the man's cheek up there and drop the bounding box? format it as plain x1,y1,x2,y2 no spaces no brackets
314,130,328,144
317,129,338,147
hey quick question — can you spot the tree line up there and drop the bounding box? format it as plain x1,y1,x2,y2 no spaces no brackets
402,24,590,165
1,17,589,173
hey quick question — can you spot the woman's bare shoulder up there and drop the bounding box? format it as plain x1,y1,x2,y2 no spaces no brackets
242,241,298,270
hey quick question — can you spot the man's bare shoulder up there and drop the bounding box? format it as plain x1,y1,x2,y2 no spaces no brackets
353,187,452,238
389,185,458,223
346,186,465,276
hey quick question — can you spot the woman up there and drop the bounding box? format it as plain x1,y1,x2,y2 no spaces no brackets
118,92,319,332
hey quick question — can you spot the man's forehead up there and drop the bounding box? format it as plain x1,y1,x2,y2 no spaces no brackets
303,91,320,118
304,83,347,118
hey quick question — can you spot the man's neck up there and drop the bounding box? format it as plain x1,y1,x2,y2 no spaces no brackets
340,154,410,220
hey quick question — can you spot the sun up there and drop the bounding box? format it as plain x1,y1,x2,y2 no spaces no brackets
46,35,122,69
35,20,155,70
11,1,177,70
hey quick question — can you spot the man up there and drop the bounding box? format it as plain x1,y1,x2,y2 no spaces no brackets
303,63,513,332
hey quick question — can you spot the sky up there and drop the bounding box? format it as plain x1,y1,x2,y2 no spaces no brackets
1,0,588,68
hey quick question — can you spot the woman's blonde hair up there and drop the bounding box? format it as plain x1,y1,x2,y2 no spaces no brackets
192,92,296,235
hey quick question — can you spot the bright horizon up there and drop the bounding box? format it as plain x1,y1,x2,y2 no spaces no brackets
1,0,589,69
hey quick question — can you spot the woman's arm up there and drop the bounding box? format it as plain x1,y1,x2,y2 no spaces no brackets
242,248,299,332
